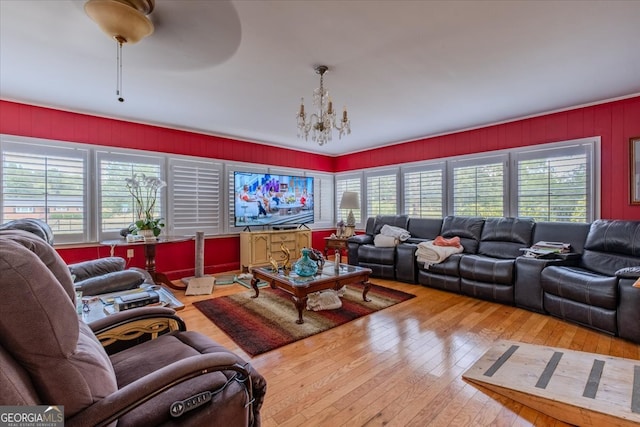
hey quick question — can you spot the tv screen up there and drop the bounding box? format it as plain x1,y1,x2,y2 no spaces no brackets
234,172,314,228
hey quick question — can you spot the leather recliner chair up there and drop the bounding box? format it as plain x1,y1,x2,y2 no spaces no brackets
0,229,267,426
347,215,409,280
0,218,151,295
541,219,640,336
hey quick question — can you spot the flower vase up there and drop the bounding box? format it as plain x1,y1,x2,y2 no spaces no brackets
293,248,318,277
138,229,155,242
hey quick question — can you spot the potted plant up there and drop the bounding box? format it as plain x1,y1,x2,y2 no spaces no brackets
125,173,166,240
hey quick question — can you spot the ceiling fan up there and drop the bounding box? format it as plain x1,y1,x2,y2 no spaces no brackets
84,0,155,102
82,0,242,101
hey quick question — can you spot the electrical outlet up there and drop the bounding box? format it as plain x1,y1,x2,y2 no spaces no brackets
127,249,134,258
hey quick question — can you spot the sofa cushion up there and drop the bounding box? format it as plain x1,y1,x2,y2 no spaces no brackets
440,216,484,253
459,255,515,285
422,253,463,275
478,217,535,259
407,218,442,241
580,220,640,276
0,218,54,245
373,215,409,235
541,265,618,310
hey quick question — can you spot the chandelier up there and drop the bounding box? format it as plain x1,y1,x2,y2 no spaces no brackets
296,65,351,146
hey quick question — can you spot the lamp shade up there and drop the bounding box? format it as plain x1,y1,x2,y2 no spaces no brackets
339,191,360,210
85,0,154,44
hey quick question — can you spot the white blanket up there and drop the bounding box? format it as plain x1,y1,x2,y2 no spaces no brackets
415,241,463,268
306,286,346,311
380,224,411,241
374,234,399,247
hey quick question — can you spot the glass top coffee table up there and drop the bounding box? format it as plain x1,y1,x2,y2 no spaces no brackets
251,263,373,324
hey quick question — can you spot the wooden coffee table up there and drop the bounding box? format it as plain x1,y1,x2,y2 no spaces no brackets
251,263,373,324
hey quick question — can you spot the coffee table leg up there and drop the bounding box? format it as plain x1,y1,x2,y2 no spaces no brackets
250,276,260,298
292,296,306,324
362,279,372,302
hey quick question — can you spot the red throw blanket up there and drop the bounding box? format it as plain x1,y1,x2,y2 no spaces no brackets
433,235,461,248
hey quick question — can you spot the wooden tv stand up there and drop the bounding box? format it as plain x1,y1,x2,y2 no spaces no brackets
240,229,311,271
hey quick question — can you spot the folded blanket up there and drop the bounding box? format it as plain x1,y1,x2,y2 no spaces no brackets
416,240,464,268
434,235,461,248
306,286,346,311
374,234,399,247
380,224,411,241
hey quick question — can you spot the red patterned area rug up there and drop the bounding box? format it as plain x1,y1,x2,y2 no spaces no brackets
193,283,415,357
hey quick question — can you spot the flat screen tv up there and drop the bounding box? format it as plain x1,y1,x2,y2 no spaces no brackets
233,172,314,228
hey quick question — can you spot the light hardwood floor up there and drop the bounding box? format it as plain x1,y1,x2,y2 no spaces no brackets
175,276,640,426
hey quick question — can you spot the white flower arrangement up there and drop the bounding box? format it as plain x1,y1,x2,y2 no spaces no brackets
125,173,166,236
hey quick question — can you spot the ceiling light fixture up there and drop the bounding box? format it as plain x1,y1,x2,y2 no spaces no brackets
84,0,155,102
296,65,351,146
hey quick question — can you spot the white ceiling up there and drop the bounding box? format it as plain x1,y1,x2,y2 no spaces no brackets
1,0,639,156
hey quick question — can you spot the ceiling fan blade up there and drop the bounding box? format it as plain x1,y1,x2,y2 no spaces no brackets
129,0,241,70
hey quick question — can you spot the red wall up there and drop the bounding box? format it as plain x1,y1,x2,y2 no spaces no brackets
1,97,639,278
336,96,640,221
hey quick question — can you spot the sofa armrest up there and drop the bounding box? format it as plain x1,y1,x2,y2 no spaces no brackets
69,257,126,282
74,269,145,296
65,353,254,427
615,266,640,279
347,234,373,245
89,306,186,354
514,257,571,313
553,252,582,263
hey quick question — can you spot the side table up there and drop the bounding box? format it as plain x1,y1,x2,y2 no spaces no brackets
324,237,349,257
101,236,193,290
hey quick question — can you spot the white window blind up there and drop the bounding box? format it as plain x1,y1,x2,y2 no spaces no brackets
309,172,334,228
515,143,591,222
335,175,362,226
403,165,444,218
366,172,397,216
169,158,222,235
450,156,506,217
97,153,163,239
1,141,87,243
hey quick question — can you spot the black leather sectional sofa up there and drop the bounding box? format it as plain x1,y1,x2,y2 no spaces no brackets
347,215,640,343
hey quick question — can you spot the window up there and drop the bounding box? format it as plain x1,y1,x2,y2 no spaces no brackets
15,207,34,213
450,155,506,217
169,158,223,235
513,142,592,222
335,175,362,227
403,163,444,218
309,172,334,229
365,171,398,216
97,152,163,240
1,140,87,243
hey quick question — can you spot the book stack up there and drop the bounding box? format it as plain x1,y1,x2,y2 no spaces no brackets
521,241,571,258
113,290,160,311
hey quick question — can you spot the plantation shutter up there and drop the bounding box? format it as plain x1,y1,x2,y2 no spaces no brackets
1,141,87,243
169,158,222,235
97,152,163,240
309,172,334,228
335,175,362,227
514,144,591,222
402,164,444,218
366,171,397,216
450,155,506,217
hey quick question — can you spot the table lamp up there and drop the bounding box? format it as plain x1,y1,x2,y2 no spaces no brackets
339,191,360,237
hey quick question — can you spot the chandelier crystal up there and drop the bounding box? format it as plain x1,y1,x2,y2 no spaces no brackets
296,65,351,146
